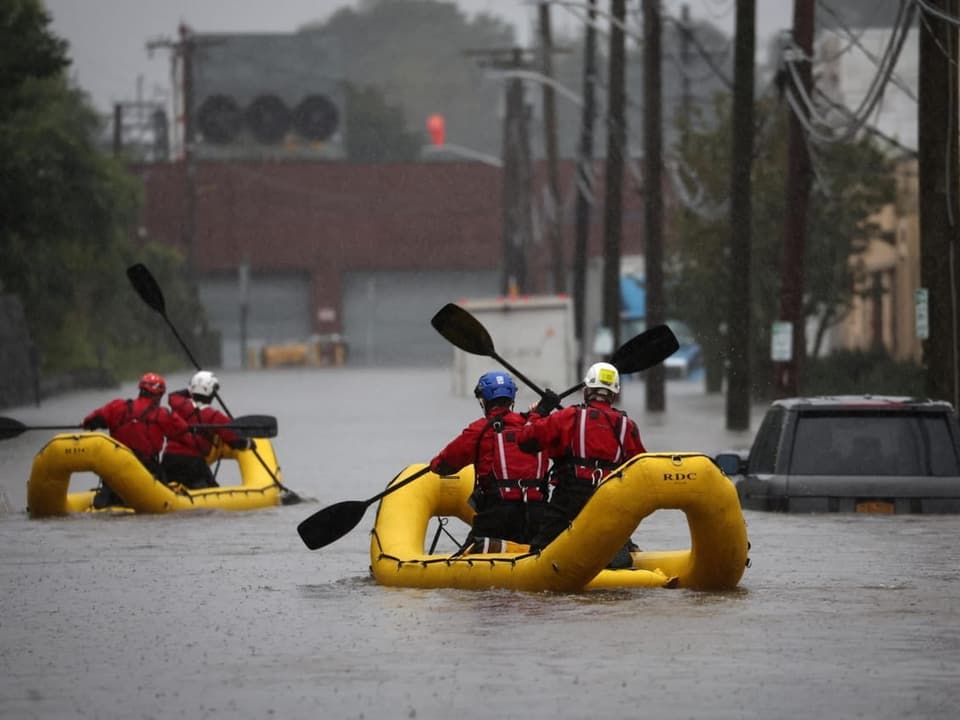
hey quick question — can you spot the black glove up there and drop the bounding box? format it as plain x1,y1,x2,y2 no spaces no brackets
83,416,108,430
532,389,561,416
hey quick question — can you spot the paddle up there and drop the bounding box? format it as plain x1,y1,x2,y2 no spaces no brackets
127,263,233,416
126,263,302,504
431,303,547,397
297,465,431,550
0,414,279,442
557,323,679,400
431,303,679,402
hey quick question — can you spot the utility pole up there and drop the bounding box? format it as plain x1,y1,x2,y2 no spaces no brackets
680,5,692,125
918,0,960,409
539,3,566,295
726,0,755,431
147,24,198,276
466,48,536,295
601,0,627,353
773,0,814,398
573,0,599,378
643,0,666,412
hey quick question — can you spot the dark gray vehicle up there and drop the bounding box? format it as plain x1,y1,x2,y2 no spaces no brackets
715,395,960,513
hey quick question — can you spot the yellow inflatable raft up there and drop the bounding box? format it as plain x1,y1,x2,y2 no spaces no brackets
27,432,284,517
370,453,749,592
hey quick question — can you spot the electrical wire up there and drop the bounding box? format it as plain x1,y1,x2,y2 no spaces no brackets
783,0,916,143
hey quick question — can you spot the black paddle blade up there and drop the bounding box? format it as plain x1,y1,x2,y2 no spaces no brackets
431,303,495,356
0,417,83,441
190,414,278,438
126,263,166,315
297,500,369,550
610,324,679,374
227,414,278,438
0,417,29,440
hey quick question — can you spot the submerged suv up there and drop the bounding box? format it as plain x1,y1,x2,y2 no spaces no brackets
716,396,960,513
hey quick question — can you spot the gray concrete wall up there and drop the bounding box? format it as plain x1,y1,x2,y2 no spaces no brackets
0,295,38,409
0,295,116,410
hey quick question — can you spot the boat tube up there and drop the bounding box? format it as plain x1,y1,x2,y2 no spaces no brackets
369,452,749,592
27,432,283,517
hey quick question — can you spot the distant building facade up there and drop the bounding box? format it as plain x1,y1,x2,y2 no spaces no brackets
132,159,651,368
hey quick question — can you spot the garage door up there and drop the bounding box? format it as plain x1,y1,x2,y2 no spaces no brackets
342,270,499,366
198,271,311,368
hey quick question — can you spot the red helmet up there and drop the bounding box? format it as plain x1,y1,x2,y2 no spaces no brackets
138,372,166,396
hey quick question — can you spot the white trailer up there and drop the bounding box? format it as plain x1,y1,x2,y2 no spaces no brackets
450,295,577,399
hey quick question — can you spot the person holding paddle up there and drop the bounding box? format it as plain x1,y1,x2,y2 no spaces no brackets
428,370,553,553
162,370,254,490
517,362,646,567
82,372,190,506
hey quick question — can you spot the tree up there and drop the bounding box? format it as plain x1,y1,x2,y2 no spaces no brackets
304,0,516,157
670,93,895,399
1,0,204,380
343,83,423,162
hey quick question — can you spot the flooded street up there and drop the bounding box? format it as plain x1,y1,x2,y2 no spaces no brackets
1,368,958,719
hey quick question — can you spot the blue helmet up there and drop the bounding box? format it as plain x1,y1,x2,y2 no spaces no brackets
474,371,517,403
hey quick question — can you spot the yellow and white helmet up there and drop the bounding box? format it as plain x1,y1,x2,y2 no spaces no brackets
584,362,620,394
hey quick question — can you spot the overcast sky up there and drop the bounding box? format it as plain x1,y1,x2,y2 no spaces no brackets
44,0,794,114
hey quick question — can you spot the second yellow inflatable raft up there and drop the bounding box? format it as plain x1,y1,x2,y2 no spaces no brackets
27,432,284,517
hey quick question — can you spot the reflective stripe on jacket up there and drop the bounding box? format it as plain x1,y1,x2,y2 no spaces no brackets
516,401,646,485
430,407,546,502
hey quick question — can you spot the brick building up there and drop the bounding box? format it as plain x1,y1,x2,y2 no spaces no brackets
133,159,650,367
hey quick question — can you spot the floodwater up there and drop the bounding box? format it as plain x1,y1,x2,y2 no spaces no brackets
1,368,958,720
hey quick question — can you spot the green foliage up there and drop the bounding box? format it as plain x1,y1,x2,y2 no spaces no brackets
307,0,515,157
0,0,68,106
1,2,204,383
801,350,926,397
669,92,897,399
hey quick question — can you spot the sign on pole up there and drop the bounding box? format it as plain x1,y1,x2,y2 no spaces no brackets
771,321,793,362
915,288,929,340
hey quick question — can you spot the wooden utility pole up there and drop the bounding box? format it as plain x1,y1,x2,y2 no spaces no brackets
643,0,666,412
467,48,536,295
773,0,814,398
601,0,627,352
726,0,755,430
539,3,566,294
918,0,960,409
573,0,599,378
503,52,533,295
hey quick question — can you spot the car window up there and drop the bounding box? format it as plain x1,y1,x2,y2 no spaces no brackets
789,411,960,476
748,406,785,474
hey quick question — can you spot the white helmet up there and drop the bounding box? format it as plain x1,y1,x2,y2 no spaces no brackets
584,362,620,394
189,370,219,398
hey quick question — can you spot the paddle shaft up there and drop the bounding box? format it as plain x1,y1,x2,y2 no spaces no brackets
365,465,432,508
126,264,233,417
297,465,431,550
487,350,546,398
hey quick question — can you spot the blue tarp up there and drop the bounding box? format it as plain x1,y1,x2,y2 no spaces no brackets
620,275,645,320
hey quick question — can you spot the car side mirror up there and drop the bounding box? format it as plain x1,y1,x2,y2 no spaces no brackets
715,452,745,476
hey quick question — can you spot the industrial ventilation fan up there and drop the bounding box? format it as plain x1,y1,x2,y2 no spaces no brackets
196,93,339,145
